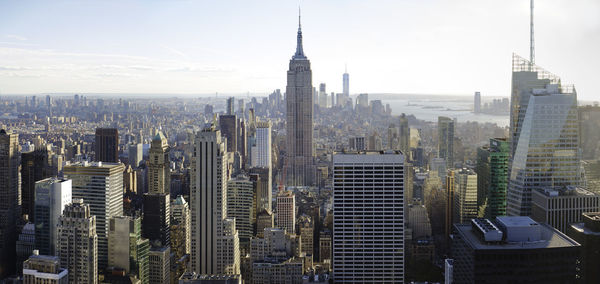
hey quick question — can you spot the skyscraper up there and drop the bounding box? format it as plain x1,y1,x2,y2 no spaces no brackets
276,191,295,234
95,128,119,163
285,12,314,186
251,121,271,168
227,97,235,115
21,148,50,220
437,116,454,167
128,143,143,168
148,246,170,284
227,175,255,248
108,215,149,283
143,192,171,247
0,129,20,278
190,126,240,275
399,113,410,155
452,169,478,224
171,195,191,257
57,199,98,284
64,161,125,270
507,54,580,216
333,151,405,283
474,91,481,113
219,115,238,153
476,138,509,218
34,178,72,256
343,67,349,97
148,131,170,194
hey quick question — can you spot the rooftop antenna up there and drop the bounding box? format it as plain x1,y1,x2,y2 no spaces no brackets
530,0,535,66
345,63,347,73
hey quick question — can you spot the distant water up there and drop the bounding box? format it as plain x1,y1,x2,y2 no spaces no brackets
378,95,509,127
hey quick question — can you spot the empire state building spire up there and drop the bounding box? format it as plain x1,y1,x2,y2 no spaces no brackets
293,7,306,59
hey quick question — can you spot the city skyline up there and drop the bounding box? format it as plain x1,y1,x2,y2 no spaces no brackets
0,0,599,100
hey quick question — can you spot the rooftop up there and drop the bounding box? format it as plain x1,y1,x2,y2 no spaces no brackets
534,186,597,197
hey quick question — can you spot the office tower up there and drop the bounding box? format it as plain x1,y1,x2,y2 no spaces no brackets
238,99,245,117
531,187,600,233
343,68,349,97
108,215,149,283
128,143,143,168
250,227,298,262
356,93,368,108
452,217,579,283
0,129,20,278
22,252,68,284
95,128,119,163
219,218,241,275
17,223,36,273
227,175,255,249
399,113,410,155
476,138,509,218
579,105,600,160
249,167,272,214
387,124,399,150
453,169,478,224
508,54,580,216
21,148,50,220
64,161,124,269
219,115,238,153
445,259,454,284
319,230,331,264
34,178,72,255
256,209,274,238
348,136,366,151
285,13,314,187
148,131,170,194
474,91,481,113
57,199,98,284
568,212,600,284
333,151,405,283
298,216,313,255
190,127,240,275
143,192,171,247
251,121,271,168
148,246,170,284
318,83,328,108
238,119,247,166
437,116,454,167
367,132,382,151
124,165,138,194
204,104,214,117
276,191,295,233
227,97,235,115
171,195,191,257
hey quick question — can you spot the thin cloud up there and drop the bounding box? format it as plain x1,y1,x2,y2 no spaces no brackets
5,34,27,41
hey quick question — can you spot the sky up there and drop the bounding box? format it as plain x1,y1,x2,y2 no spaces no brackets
0,0,598,100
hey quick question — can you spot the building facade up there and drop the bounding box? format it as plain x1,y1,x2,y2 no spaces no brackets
0,129,20,278
476,138,509,218
531,187,600,233
95,128,119,163
437,116,454,167
276,191,296,234
34,178,72,255
148,131,170,194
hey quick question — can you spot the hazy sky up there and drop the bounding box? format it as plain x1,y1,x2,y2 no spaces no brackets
0,0,598,100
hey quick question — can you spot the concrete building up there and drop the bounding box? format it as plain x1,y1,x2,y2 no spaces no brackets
251,121,271,169
531,187,600,233
252,257,304,284
567,212,600,284
438,116,455,167
34,178,72,255
249,167,272,214
16,222,36,273
508,54,580,216
285,14,315,187
128,143,143,168
227,175,255,248
108,215,149,283
453,169,478,224
57,199,98,284
256,209,274,238
318,230,331,265
452,216,579,283
298,216,313,256
0,129,20,278
276,191,296,234
148,131,170,194
149,246,170,284
348,137,365,151
64,161,124,270
333,151,405,283
190,126,240,275
22,252,68,284
171,195,191,257
95,128,119,163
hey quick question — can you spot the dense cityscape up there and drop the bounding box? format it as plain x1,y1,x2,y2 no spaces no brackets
1,1,600,284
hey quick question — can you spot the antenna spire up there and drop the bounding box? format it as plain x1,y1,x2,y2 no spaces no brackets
530,0,535,65
293,6,306,59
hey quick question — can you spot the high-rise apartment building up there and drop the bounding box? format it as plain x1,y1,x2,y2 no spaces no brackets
0,129,20,278
21,148,50,220
452,169,478,224
108,215,149,283
57,199,98,284
531,187,600,233
22,252,68,284
437,116,454,167
476,138,509,218
276,191,295,234
508,54,580,216
34,178,72,255
148,131,170,194
190,126,240,275
95,128,119,163
285,14,314,187
333,151,405,283
64,161,124,270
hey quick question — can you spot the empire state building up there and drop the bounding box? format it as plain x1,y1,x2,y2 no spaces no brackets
285,12,314,186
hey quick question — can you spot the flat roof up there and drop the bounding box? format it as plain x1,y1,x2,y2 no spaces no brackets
455,222,579,250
